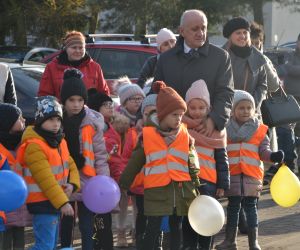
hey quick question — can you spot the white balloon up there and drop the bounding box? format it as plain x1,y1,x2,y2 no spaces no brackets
188,195,225,236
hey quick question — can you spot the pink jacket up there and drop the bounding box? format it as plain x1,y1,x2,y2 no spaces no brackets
104,123,124,182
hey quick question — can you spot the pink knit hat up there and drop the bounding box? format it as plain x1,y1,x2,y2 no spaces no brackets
185,79,210,108
156,28,176,50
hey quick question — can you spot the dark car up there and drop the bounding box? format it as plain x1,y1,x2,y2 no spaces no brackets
0,46,58,63
264,47,294,78
0,59,45,124
41,35,158,92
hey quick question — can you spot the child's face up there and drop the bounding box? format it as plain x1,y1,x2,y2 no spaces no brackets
187,98,208,120
64,95,85,116
234,100,255,124
160,109,185,130
124,95,144,115
10,115,26,134
143,105,156,124
41,116,62,133
99,101,114,120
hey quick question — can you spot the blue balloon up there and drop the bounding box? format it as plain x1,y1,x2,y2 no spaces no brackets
0,170,28,212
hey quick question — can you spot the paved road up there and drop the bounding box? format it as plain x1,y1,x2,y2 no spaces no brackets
25,185,300,249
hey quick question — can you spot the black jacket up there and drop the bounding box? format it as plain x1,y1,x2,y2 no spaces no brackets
137,55,158,88
154,37,234,131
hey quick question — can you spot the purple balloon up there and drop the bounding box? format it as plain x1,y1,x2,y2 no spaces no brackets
82,175,121,213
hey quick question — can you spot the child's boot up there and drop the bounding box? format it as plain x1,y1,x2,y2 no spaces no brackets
238,209,248,234
215,227,238,250
116,229,128,247
248,227,261,250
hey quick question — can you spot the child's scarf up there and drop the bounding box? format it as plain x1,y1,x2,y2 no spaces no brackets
226,117,260,142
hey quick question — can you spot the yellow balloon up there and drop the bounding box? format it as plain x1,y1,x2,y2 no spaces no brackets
270,164,300,207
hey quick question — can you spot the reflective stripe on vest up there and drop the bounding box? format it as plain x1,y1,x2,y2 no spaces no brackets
227,124,268,181
17,138,70,204
80,125,96,177
142,124,191,189
195,146,217,184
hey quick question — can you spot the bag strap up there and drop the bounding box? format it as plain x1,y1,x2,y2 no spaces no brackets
243,66,249,91
267,84,288,100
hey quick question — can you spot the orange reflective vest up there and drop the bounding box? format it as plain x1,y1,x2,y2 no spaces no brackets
0,153,7,223
227,124,268,181
127,128,144,190
80,125,96,177
196,145,217,184
0,144,15,168
17,138,70,204
142,124,191,189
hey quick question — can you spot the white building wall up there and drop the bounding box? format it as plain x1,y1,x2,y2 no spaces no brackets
264,2,300,47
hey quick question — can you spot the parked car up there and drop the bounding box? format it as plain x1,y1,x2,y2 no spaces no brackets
41,35,158,92
264,47,294,78
0,59,120,124
0,46,58,62
279,41,297,50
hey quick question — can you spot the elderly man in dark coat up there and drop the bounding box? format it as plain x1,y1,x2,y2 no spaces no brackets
154,9,234,136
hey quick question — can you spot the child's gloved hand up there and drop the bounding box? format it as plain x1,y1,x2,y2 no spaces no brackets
0,217,5,232
270,150,284,163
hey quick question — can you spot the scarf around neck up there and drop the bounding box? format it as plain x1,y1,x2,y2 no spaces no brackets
62,108,86,170
119,106,137,127
34,126,64,148
230,45,252,58
226,117,260,142
0,131,22,150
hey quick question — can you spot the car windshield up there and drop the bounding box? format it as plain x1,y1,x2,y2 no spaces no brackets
87,48,154,79
11,67,43,123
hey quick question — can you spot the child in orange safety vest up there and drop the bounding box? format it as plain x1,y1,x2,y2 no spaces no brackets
181,79,230,250
59,69,110,249
0,103,30,250
216,90,284,250
0,152,10,246
17,96,80,250
120,81,199,250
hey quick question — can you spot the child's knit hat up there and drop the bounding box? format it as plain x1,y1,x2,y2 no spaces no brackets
0,103,22,132
156,28,176,51
35,96,63,126
185,79,210,108
87,88,113,112
152,81,187,122
60,68,87,104
232,90,255,111
116,76,145,105
141,94,157,114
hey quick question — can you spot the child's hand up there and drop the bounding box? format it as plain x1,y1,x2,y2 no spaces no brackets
63,184,74,198
216,188,224,198
60,203,74,218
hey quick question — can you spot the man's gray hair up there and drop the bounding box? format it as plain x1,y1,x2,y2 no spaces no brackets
180,9,207,27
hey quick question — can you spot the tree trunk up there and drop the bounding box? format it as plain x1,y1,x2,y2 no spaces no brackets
88,6,100,34
251,0,265,26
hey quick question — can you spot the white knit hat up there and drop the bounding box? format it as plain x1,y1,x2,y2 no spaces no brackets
232,90,255,111
185,79,210,108
118,84,145,105
156,28,176,50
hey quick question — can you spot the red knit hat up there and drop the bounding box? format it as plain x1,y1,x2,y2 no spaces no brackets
152,81,187,122
63,31,85,49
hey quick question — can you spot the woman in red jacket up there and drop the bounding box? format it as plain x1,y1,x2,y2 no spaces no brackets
38,30,110,99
